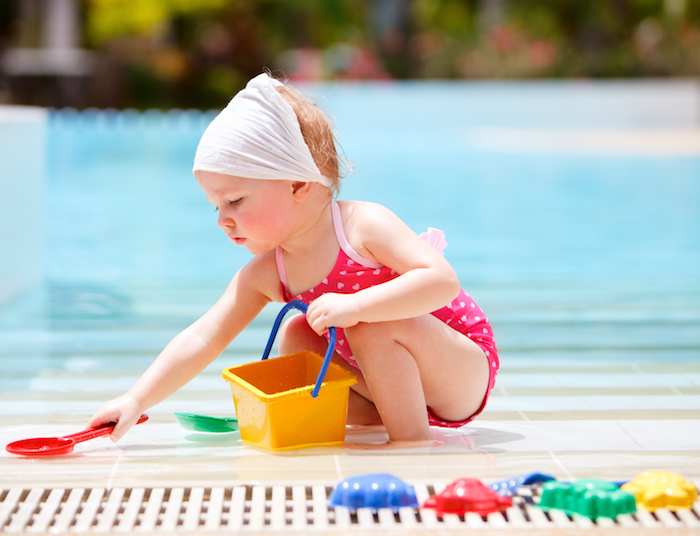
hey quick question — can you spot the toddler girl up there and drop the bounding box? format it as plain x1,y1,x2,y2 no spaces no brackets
89,73,499,448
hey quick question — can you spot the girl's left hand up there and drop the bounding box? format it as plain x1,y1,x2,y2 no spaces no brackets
306,293,361,335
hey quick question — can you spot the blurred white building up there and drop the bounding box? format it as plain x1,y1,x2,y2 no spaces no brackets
1,0,94,106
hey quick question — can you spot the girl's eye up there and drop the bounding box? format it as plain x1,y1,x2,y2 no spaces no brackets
214,198,242,211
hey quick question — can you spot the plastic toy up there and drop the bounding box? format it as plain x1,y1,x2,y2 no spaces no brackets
422,478,512,517
329,473,418,511
174,412,238,433
5,414,148,456
222,301,357,450
621,471,697,511
490,472,555,496
538,479,636,520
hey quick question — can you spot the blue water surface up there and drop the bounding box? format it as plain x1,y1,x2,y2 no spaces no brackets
2,82,699,375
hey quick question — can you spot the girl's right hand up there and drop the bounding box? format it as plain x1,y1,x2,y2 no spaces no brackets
88,393,145,443
306,292,361,336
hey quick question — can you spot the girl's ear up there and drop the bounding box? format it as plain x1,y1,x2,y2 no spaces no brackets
291,181,314,202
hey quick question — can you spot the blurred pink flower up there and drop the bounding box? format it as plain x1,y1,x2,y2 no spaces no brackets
529,40,557,68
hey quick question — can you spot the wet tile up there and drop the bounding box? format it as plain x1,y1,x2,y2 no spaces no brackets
486,395,587,412
504,387,678,396
581,394,700,411
486,394,700,412
497,373,560,388
2,345,699,491
499,372,695,389
0,460,121,489
477,411,529,421
520,409,700,421
616,420,700,450
554,372,696,388
470,420,642,452
552,451,700,481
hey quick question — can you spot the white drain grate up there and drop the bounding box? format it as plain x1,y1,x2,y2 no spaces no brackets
1,484,699,533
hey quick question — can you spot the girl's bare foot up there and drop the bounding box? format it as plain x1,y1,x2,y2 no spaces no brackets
345,438,442,450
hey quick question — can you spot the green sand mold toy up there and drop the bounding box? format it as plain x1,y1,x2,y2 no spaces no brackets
537,479,636,521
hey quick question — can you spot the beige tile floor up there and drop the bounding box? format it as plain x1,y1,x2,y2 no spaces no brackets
2,349,699,491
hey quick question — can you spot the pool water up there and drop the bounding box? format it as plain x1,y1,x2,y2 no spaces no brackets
46,94,700,290
8,84,697,359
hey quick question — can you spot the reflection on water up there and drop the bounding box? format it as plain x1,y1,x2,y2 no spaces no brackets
48,283,132,322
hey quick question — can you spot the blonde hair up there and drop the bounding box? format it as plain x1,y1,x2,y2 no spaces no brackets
275,83,350,196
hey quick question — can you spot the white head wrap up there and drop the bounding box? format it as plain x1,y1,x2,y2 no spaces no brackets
192,73,331,187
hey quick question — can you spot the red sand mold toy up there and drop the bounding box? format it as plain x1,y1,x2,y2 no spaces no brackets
422,478,512,517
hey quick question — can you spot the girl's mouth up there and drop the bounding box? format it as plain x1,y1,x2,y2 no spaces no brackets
224,231,245,245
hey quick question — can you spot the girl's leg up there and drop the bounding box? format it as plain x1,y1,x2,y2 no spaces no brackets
345,315,490,443
278,314,382,425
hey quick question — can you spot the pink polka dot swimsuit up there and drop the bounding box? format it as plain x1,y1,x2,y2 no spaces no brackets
276,201,499,427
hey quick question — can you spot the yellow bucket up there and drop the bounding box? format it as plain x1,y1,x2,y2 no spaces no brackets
223,351,357,450
222,301,357,451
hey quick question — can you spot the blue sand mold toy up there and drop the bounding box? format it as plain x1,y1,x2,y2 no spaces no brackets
490,472,556,496
329,473,419,511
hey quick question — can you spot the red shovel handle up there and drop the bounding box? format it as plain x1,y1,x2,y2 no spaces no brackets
63,414,149,443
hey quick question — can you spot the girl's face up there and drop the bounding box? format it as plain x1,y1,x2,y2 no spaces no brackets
196,171,299,255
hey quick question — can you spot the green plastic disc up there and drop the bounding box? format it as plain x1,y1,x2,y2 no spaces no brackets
174,412,239,433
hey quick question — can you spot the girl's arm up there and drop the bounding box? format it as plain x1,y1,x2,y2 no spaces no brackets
88,254,277,441
306,201,461,333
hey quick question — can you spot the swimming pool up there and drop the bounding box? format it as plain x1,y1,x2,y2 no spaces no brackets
1,82,699,500
6,82,698,360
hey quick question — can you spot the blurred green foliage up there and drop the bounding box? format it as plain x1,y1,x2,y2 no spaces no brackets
86,0,229,42
409,0,700,79
3,0,699,108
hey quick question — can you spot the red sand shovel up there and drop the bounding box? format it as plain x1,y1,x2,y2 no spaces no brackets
5,414,148,456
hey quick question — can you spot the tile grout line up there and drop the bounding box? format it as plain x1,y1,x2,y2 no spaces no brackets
547,450,574,481
613,420,646,450
105,429,132,490
105,451,123,491
334,454,343,481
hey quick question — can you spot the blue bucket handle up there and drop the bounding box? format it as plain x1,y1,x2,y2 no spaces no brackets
261,300,337,399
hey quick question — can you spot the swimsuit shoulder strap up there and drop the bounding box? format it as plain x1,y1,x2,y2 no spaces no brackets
331,201,382,269
275,246,290,294
275,201,384,296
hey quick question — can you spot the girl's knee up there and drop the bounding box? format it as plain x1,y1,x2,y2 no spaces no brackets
344,321,378,349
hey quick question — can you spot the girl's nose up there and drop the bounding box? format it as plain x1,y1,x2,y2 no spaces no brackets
217,210,233,229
